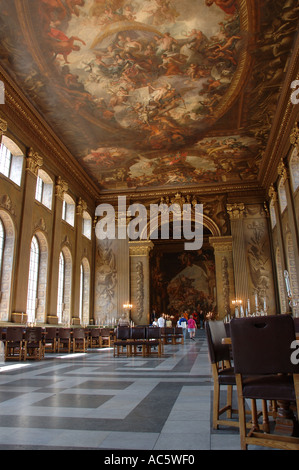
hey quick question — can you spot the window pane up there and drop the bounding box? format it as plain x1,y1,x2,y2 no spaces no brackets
35,176,43,202
57,252,65,323
26,236,39,323
0,143,12,178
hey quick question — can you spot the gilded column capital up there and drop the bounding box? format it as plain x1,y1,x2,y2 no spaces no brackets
209,236,233,252
26,147,43,175
268,184,277,202
76,197,87,216
129,240,154,257
0,117,7,137
226,203,245,220
55,176,68,200
277,160,288,182
290,122,299,152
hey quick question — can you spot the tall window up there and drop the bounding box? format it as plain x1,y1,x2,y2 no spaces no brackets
290,147,299,193
0,218,4,279
57,252,65,323
79,263,84,323
62,194,75,226
35,170,53,210
26,236,40,323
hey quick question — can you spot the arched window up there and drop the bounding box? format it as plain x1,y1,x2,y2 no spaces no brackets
79,258,90,325
82,211,92,239
0,136,23,186
62,194,75,226
57,247,72,323
290,147,299,193
0,211,15,321
26,236,40,323
276,248,287,314
269,200,276,229
79,264,84,323
35,169,53,210
57,252,65,323
278,177,287,213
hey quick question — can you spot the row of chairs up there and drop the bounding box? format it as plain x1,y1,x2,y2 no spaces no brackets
160,327,184,345
114,326,165,357
1,326,112,361
206,315,299,450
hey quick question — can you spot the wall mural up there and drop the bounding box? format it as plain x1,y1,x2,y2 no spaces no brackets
150,246,216,318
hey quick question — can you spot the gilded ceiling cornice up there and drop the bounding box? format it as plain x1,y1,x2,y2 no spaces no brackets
0,65,100,205
259,32,299,193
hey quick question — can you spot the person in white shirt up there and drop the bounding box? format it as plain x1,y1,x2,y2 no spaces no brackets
157,314,165,328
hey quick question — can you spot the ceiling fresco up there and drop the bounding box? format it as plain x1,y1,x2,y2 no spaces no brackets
0,0,297,192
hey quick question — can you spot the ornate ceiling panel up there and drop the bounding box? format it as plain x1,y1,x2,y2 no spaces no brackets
0,0,297,193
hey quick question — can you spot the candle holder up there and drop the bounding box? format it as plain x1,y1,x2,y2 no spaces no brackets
232,299,242,318
123,302,133,321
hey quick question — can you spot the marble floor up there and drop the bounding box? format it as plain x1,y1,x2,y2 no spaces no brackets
0,329,270,452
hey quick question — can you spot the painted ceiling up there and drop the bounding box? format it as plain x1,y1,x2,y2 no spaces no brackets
0,0,297,192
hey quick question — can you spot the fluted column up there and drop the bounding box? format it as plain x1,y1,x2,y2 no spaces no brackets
13,148,43,315
72,198,86,323
129,240,154,325
47,176,68,320
227,203,249,308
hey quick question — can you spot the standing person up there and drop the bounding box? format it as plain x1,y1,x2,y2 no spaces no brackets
178,314,188,340
187,315,197,341
157,313,165,328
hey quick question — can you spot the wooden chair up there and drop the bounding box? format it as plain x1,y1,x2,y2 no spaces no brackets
145,327,163,357
230,315,299,450
72,328,86,353
161,327,174,345
4,327,24,361
113,327,131,357
130,327,147,356
206,320,240,429
100,328,111,348
57,328,72,353
44,327,58,353
173,327,184,344
89,328,101,348
23,327,44,361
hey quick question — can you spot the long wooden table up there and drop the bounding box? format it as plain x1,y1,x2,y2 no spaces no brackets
222,333,299,345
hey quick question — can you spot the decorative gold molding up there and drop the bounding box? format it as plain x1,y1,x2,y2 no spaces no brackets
76,197,87,216
268,184,277,202
129,240,154,257
226,203,245,219
209,236,233,253
290,122,299,152
277,160,288,182
0,117,7,137
55,176,68,200
26,147,43,175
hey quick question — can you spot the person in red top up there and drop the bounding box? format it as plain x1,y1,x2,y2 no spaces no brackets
187,315,197,341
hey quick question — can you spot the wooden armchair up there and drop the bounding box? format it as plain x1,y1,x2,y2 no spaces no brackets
4,327,24,361
72,328,86,353
89,328,101,349
23,327,44,361
57,328,72,353
230,315,299,450
44,327,58,353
